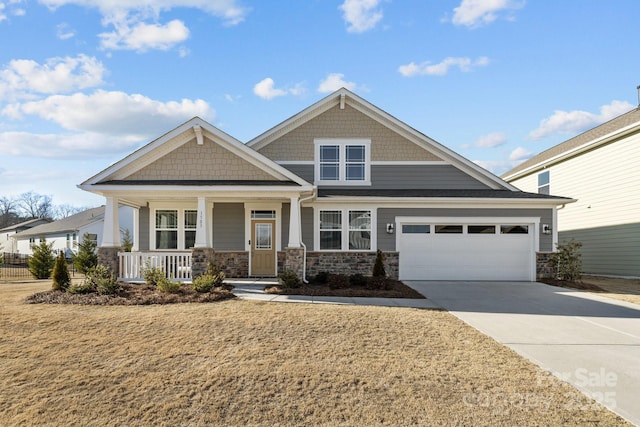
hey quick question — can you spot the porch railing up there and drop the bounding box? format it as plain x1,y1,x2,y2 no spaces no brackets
118,251,192,282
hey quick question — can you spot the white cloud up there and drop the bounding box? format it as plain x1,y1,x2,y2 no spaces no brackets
398,56,489,77
0,55,106,101
339,0,383,33
39,0,250,51
0,0,25,22
99,18,190,51
317,73,358,93
452,0,524,28
464,132,507,148
5,89,215,136
509,146,533,161
253,78,287,100
528,100,634,140
0,130,141,159
253,78,306,100
56,22,76,40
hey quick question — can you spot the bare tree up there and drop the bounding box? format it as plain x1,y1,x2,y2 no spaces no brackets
18,192,54,220
0,196,19,228
54,204,86,220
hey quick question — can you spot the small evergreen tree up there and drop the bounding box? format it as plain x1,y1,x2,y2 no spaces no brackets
74,233,98,274
372,249,386,278
551,240,583,282
52,252,71,291
121,229,133,252
28,240,56,279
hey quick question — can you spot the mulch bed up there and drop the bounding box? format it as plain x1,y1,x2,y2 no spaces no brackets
539,278,607,292
265,279,426,299
25,283,236,305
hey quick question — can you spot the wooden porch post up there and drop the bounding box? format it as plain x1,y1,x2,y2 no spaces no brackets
193,196,211,248
101,197,121,247
287,196,301,248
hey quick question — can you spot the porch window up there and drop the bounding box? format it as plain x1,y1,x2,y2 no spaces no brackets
320,210,342,250
184,210,197,249
155,210,178,250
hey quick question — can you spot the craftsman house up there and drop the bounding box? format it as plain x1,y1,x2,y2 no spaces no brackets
79,88,571,282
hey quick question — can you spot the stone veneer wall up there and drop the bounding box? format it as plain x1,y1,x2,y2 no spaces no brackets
213,251,249,278
536,252,555,280
305,251,399,280
97,247,120,277
191,248,215,278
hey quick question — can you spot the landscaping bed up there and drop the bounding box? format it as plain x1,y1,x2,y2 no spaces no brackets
266,274,426,299
25,282,236,305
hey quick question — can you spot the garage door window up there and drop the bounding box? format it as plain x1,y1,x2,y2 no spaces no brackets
501,225,529,234
402,224,430,234
468,225,496,234
435,225,463,234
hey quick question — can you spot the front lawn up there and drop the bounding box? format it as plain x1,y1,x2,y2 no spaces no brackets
0,281,629,426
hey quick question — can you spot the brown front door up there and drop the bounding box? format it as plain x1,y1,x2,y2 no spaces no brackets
251,220,276,276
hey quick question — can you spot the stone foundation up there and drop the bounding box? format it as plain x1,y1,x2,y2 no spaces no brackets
536,252,555,280
97,247,120,278
213,251,249,277
284,247,305,279
191,248,216,278
305,251,399,280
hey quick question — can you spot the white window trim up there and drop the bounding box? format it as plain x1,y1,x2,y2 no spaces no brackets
149,203,198,251
314,206,377,251
314,138,371,186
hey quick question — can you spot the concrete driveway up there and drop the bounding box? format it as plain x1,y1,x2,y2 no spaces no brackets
406,280,640,426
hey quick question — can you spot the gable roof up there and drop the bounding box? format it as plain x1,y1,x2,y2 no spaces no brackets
14,207,104,238
79,117,313,190
0,218,51,233
247,88,519,191
503,107,640,181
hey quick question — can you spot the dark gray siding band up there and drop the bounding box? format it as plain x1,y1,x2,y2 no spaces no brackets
139,206,150,251
301,207,314,249
377,207,553,252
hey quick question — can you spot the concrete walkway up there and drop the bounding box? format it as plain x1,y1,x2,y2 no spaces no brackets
405,280,640,426
228,278,439,309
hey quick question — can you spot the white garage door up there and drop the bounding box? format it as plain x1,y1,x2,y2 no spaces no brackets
398,219,536,281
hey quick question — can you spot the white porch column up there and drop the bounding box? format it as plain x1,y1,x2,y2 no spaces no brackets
101,196,121,247
194,196,210,248
132,207,140,251
287,196,301,248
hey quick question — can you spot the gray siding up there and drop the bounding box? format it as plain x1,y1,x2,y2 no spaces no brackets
281,203,290,248
377,208,553,252
301,207,314,249
560,223,640,277
213,203,244,250
281,164,490,189
139,206,150,251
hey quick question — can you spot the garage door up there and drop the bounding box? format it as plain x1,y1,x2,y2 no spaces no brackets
398,219,536,281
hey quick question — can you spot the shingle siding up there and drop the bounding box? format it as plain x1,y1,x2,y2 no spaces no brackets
257,104,442,162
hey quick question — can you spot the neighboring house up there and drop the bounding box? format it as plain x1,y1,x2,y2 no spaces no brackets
79,88,571,282
14,206,134,257
503,106,640,277
0,218,52,253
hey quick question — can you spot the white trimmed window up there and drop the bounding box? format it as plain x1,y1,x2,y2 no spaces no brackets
314,139,371,185
538,171,550,195
317,209,373,251
154,209,198,250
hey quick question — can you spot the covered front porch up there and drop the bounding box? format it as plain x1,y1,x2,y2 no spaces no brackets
97,191,310,282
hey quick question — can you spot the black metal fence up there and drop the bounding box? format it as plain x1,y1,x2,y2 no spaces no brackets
0,252,76,280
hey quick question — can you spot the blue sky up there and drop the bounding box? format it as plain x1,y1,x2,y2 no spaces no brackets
1,0,639,208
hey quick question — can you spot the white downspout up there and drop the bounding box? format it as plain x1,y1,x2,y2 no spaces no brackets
298,192,316,284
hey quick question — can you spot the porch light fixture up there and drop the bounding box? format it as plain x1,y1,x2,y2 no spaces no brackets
386,223,394,234
542,224,552,235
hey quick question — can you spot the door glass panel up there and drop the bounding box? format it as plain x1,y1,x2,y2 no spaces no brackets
501,225,529,234
255,223,272,250
435,225,463,234
468,225,496,234
402,224,430,234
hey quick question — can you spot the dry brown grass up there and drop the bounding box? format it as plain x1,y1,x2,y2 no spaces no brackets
581,275,640,305
0,281,629,426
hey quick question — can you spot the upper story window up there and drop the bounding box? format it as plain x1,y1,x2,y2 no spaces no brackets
314,139,371,185
538,171,550,195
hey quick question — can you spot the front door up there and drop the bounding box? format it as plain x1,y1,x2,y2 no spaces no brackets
251,220,276,276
